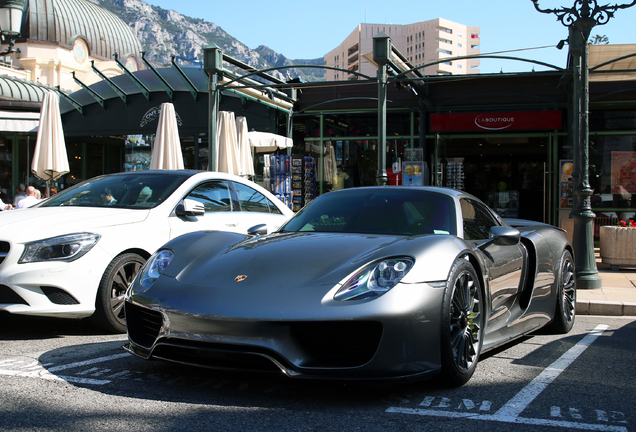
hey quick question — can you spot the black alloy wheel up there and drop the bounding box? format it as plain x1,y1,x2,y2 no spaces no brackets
440,258,484,387
90,253,146,333
546,249,576,334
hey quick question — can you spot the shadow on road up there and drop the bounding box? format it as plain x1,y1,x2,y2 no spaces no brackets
0,312,115,340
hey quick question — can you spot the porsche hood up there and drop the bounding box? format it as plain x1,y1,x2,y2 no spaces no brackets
162,231,415,290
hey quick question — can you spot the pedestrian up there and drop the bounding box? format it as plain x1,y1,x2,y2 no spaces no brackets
13,183,26,206
15,186,40,209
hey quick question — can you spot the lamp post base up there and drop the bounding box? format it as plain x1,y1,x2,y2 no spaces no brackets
572,212,603,290
576,271,603,290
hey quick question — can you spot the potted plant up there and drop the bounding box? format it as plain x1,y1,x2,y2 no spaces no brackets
599,219,636,270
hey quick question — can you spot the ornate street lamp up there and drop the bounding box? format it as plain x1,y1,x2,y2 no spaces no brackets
0,0,25,56
373,31,391,186
532,0,636,289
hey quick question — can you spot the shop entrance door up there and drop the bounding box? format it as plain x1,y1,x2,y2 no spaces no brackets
435,134,553,223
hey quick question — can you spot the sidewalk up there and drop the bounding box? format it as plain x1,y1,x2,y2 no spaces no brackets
575,249,636,317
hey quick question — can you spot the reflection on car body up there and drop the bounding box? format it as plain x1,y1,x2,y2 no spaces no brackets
125,186,575,386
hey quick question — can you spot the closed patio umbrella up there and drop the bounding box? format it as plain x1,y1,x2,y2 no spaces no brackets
247,131,293,153
31,92,69,197
149,103,184,170
216,111,240,175
236,116,254,178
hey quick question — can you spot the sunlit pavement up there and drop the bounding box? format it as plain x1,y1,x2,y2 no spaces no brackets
576,249,636,316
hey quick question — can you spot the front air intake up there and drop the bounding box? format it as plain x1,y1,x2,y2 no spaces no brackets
125,302,163,348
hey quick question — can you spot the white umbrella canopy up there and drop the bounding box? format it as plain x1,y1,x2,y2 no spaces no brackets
216,111,240,175
236,116,255,177
31,92,69,194
149,103,184,170
247,131,293,153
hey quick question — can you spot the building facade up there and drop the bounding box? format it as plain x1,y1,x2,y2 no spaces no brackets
323,18,480,81
0,0,142,200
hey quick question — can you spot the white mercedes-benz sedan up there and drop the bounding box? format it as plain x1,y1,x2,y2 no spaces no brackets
0,170,293,332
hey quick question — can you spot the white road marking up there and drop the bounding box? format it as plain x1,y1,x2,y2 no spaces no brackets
387,325,627,432
495,324,608,419
0,352,131,386
47,353,130,372
0,367,110,385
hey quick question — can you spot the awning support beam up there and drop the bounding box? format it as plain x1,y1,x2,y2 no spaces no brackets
91,61,127,104
113,53,151,101
171,56,199,102
56,86,83,115
141,52,174,100
71,72,105,109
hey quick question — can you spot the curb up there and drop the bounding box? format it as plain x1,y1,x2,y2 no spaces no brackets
576,300,636,317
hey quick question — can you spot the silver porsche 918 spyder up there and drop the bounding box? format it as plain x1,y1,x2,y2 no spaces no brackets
124,186,575,386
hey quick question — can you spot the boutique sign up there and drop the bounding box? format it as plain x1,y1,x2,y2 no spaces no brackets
430,110,562,132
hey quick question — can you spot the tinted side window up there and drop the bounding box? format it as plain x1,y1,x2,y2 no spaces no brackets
461,198,500,240
266,198,283,215
233,182,271,213
187,181,233,213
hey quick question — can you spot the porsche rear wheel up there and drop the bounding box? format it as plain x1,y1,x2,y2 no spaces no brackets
546,250,576,334
439,258,484,387
90,253,145,333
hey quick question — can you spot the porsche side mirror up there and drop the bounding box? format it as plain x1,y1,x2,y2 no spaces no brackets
175,198,205,217
478,226,521,250
247,224,268,236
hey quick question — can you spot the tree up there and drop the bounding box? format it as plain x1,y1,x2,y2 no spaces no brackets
590,35,609,45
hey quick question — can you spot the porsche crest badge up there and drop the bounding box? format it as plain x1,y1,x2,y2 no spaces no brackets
235,275,247,282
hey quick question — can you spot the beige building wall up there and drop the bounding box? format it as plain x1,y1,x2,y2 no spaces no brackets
324,18,480,80
11,41,130,93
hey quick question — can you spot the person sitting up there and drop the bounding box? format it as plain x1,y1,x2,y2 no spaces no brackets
101,188,117,205
15,186,40,209
13,183,26,206
136,186,152,204
45,187,58,198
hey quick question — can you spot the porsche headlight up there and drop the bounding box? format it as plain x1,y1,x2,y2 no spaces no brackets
334,257,414,301
19,233,101,263
139,249,174,289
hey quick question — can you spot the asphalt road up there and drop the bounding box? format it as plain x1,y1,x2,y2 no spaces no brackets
0,314,634,432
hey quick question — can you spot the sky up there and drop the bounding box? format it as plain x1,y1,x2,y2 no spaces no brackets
147,0,636,74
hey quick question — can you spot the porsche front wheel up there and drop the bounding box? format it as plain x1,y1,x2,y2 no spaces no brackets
439,258,484,387
90,253,146,333
546,249,576,334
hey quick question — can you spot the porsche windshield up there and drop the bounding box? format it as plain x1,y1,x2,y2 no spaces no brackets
39,173,191,209
283,189,457,236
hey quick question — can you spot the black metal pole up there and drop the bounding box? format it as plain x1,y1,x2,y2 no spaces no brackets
569,23,602,289
373,32,391,186
203,45,223,172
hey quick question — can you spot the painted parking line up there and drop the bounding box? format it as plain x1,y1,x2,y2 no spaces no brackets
387,325,628,432
0,353,131,386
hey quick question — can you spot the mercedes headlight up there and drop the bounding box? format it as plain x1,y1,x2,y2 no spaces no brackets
139,249,174,289
334,257,414,301
19,233,101,263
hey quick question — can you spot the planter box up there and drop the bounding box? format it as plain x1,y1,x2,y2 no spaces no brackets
599,226,636,270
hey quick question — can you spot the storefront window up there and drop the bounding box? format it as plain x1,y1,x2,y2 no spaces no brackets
0,135,12,201
589,132,636,219
387,112,412,136
125,135,152,172
590,111,636,132
438,135,549,221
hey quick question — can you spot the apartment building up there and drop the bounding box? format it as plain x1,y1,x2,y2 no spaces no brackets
324,18,480,80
